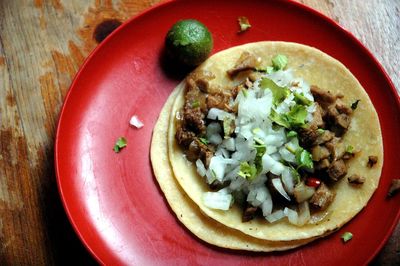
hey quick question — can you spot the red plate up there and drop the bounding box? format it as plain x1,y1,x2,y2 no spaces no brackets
55,0,400,264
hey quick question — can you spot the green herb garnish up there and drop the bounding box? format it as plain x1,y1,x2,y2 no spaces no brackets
199,137,209,145
238,162,257,180
317,128,325,134
286,130,298,138
260,77,290,104
191,100,200,108
294,92,312,106
345,145,354,154
113,137,127,153
272,54,288,70
295,148,313,169
341,232,353,243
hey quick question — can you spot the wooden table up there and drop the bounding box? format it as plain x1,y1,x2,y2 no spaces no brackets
0,0,398,264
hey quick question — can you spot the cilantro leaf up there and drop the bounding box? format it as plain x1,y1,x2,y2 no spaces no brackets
341,232,353,243
260,77,290,105
294,92,312,106
295,148,313,169
199,137,209,145
113,137,127,153
272,54,288,70
238,162,257,180
287,105,308,127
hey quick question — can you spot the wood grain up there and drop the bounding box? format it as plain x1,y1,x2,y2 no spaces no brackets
0,0,398,264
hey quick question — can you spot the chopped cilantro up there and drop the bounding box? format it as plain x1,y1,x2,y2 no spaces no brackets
238,162,257,180
269,109,290,128
242,88,248,97
317,128,325,134
294,92,312,106
286,130,298,138
238,16,251,32
345,145,354,154
254,137,265,145
351,100,360,110
254,143,266,174
191,100,200,108
287,105,308,127
341,232,353,243
113,137,127,153
295,148,313,169
199,137,209,145
260,77,290,104
289,165,301,184
269,105,308,129
272,54,288,70
266,66,274,74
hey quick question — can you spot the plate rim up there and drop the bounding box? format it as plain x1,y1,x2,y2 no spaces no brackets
54,0,400,264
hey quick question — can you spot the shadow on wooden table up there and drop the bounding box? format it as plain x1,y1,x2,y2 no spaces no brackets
40,147,98,265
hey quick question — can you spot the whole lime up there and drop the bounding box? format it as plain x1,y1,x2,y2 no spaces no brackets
165,19,213,66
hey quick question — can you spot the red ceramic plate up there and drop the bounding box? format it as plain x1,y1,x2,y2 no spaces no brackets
55,0,400,265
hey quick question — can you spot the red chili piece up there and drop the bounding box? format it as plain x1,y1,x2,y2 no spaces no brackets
306,177,321,188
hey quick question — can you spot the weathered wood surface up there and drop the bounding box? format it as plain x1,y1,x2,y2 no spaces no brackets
0,0,398,265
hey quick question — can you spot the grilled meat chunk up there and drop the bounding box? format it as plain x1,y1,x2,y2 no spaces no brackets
227,51,260,77
309,183,335,211
327,159,347,182
242,204,258,222
311,145,331,162
348,174,365,185
367,155,378,168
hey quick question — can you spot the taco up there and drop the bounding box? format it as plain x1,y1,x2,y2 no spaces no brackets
152,42,383,246
151,86,321,251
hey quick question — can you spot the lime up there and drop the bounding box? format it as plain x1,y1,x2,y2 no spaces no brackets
165,19,213,66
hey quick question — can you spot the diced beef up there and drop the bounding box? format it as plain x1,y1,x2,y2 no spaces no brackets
227,52,260,77
182,105,206,135
298,125,319,148
311,85,337,106
186,71,215,93
184,138,214,166
311,103,325,128
367,155,378,168
335,100,353,115
199,141,214,167
206,90,233,112
314,130,334,145
184,83,207,112
347,174,365,185
315,158,330,171
327,159,347,182
325,137,344,160
175,126,196,148
311,145,331,162
242,204,258,222
309,182,336,211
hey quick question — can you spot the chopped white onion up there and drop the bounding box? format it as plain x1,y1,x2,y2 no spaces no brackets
203,191,233,210
266,210,285,223
195,159,206,177
293,182,315,203
272,178,291,201
129,115,144,128
261,198,273,216
297,201,311,226
284,207,299,225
